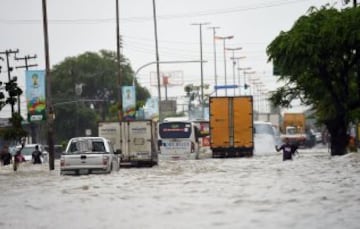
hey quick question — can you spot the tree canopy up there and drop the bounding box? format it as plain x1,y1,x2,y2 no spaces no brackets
51,50,151,142
0,76,27,143
267,6,360,155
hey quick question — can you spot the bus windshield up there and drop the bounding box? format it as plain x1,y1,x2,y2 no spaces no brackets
159,122,192,139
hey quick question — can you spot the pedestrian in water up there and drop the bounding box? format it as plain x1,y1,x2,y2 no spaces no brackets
0,145,12,166
13,150,26,171
32,145,42,164
275,138,298,161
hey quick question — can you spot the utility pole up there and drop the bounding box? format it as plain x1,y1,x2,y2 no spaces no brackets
15,54,38,144
191,22,210,119
0,49,19,115
15,54,38,114
116,0,122,121
208,26,220,96
152,0,162,120
42,0,55,170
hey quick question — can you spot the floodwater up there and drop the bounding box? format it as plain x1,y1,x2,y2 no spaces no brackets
0,145,360,229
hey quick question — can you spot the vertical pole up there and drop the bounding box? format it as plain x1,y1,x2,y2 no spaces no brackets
237,60,241,95
199,24,205,119
231,51,236,95
116,0,122,121
152,0,162,120
5,52,14,115
16,55,38,143
223,39,227,96
209,27,220,96
42,0,55,170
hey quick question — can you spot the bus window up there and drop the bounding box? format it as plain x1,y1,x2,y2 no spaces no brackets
159,122,192,139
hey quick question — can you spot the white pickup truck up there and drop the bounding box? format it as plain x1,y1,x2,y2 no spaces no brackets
60,137,120,175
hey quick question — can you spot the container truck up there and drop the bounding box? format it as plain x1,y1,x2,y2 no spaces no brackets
209,96,254,158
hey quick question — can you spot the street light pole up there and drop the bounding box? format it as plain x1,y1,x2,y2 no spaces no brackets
225,47,242,95
208,26,220,96
215,35,234,96
238,67,252,95
191,22,210,119
231,56,246,95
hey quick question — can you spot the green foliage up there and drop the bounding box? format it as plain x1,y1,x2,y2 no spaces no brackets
0,76,26,143
2,113,27,141
267,6,360,155
51,50,150,142
0,77,22,111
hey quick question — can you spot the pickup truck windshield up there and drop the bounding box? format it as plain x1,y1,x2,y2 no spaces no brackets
67,140,106,154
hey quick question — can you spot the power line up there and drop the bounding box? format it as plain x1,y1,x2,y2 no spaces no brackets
0,0,314,25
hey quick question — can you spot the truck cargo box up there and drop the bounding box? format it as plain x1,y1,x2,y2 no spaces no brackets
210,96,254,157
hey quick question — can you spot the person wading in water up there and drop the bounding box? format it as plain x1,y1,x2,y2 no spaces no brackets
275,138,298,161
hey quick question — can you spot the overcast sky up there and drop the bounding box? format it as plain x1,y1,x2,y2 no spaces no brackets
0,0,350,117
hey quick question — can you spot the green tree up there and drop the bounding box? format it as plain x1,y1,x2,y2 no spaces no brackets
0,75,27,143
2,112,28,142
51,50,150,142
267,6,360,156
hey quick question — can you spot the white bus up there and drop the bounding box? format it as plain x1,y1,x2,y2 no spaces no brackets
158,120,200,160
157,119,212,160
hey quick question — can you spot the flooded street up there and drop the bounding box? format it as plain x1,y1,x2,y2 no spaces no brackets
1,145,360,229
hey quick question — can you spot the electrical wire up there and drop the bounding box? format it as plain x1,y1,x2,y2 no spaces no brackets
0,0,315,25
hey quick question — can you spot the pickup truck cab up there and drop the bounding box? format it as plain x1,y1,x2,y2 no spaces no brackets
60,137,120,175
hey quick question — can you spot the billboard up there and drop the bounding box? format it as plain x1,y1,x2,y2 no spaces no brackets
25,70,46,122
122,86,136,120
144,97,159,119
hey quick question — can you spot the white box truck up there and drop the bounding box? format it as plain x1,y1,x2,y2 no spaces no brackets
98,120,158,167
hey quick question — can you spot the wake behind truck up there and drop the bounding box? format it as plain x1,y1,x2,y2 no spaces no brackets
209,96,254,157
98,120,158,167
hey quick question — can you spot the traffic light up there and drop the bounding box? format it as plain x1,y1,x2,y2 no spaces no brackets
244,84,249,90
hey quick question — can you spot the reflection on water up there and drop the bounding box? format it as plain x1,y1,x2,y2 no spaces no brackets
0,146,359,229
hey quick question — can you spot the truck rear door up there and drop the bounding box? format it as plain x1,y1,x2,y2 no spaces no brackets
126,121,153,161
210,97,230,148
233,96,253,148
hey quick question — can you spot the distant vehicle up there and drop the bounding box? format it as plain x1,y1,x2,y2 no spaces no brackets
158,121,200,160
44,145,64,159
60,137,120,175
193,120,212,159
14,144,48,163
314,131,322,143
281,113,307,147
253,121,279,155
